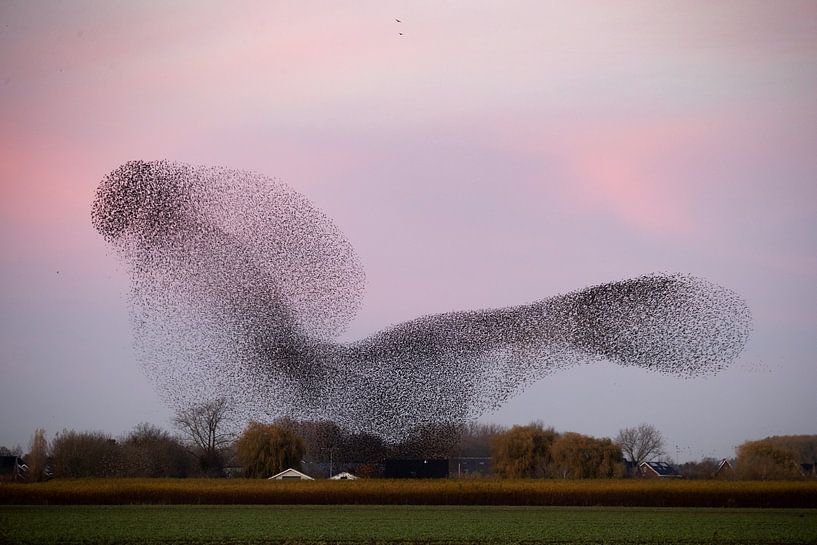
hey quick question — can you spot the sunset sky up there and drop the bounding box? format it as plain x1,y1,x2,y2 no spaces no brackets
1,1,815,461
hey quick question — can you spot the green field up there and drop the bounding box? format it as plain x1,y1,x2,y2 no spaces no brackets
2,504,816,544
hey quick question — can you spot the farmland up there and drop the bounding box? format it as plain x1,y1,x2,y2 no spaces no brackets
2,480,817,543
2,478,816,507
2,504,817,544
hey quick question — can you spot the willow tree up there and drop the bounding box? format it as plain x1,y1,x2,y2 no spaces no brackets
26,428,49,482
490,422,557,478
551,432,624,479
735,439,802,480
235,421,305,478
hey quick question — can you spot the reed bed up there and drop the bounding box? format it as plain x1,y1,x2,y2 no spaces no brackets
2,478,816,507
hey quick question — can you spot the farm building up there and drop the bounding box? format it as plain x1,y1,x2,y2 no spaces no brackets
385,459,449,479
268,468,314,480
450,457,491,477
639,461,681,478
714,459,735,479
0,456,28,482
302,461,383,478
329,471,359,480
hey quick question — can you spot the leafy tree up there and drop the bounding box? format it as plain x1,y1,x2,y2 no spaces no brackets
551,432,624,479
491,422,557,478
51,430,122,478
736,439,802,480
235,420,305,478
26,428,49,482
616,424,665,467
173,397,233,475
121,423,194,477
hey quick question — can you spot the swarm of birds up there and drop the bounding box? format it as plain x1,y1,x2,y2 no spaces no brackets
92,160,752,440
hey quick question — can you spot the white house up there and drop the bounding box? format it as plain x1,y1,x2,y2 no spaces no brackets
268,468,314,480
329,471,359,480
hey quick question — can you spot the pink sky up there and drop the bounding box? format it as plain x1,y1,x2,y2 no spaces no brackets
1,1,816,459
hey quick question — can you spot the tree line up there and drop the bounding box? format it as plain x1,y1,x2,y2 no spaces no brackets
3,399,815,481
4,424,198,481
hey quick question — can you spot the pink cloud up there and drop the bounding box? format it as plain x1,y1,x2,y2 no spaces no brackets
0,124,104,263
487,117,711,237
558,121,704,235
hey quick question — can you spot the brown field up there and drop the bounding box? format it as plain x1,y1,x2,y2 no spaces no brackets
2,478,816,507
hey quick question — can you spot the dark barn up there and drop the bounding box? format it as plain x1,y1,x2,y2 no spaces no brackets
385,459,449,479
0,456,27,482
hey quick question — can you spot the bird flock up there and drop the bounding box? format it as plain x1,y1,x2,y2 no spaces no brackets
92,160,752,441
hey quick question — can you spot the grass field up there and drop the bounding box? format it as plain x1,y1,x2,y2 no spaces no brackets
2,504,817,544
2,478,816,507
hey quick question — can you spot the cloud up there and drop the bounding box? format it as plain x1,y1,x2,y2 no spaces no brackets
557,120,704,236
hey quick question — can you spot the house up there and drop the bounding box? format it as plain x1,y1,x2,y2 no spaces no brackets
268,468,314,480
714,459,735,480
302,461,383,478
329,471,359,480
639,461,681,478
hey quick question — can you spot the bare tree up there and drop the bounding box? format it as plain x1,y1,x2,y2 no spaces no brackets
616,423,665,468
173,397,233,475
